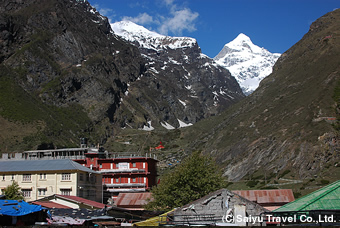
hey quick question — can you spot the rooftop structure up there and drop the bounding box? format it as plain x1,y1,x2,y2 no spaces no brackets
267,180,340,226
170,188,269,226
0,159,97,173
232,189,295,211
114,192,152,210
32,194,107,209
275,180,340,212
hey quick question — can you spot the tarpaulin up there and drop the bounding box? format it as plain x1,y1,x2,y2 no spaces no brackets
0,200,44,216
47,216,85,225
133,209,175,226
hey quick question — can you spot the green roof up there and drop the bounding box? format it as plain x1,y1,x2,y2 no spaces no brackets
274,180,340,212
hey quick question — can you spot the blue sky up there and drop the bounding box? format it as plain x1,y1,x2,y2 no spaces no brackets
88,0,339,58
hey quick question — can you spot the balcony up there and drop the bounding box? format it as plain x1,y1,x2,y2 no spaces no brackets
99,168,146,173
106,188,147,193
104,183,146,188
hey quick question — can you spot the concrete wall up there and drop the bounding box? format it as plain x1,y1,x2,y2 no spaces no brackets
173,189,268,226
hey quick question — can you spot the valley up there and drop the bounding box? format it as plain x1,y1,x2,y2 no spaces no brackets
0,0,339,200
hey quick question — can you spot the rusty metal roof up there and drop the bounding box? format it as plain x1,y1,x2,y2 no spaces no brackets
114,192,152,209
232,189,295,205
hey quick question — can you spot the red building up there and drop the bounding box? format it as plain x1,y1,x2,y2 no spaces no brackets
74,149,158,203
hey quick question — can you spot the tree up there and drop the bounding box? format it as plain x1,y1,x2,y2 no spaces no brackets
3,181,24,200
145,151,228,211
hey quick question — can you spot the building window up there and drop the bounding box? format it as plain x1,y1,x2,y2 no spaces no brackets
132,163,136,168
79,173,84,181
62,173,71,181
116,178,119,183
60,189,71,196
118,162,129,169
91,175,96,183
22,189,31,198
11,174,15,180
85,189,96,198
38,188,47,196
2,175,5,181
40,173,46,180
79,189,83,197
132,178,136,183
23,174,31,182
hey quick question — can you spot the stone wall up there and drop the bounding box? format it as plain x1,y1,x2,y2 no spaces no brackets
173,189,268,226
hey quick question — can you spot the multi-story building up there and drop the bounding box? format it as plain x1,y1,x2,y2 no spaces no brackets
74,150,158,203
0,159,102,202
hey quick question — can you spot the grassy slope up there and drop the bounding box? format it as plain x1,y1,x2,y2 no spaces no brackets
0,65,92,152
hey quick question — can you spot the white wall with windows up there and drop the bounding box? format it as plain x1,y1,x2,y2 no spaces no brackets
0,171,102,202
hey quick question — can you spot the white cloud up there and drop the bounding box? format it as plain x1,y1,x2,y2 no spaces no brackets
122,12,155,25
156,0,199,36
163,0,175,7
158,8,199,35
93,4,115,22
94,0,199,36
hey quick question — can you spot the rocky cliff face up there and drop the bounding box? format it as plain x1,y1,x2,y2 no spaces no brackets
0,0,146,149
111,21,244,129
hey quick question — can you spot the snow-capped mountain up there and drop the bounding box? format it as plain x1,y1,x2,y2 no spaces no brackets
214,33,281,95
111,21,197,50
111,21,244,130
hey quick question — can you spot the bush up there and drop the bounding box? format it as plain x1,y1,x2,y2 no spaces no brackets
246,180,259,188
320,179,330,185
3,181,24,200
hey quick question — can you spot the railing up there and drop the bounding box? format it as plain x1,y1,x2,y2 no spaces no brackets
106,188,147,192
104,183,146,187
99,168,146,173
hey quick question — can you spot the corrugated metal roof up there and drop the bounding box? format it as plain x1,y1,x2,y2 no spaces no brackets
31,201,71,209
55,194,106,209
114,192,152,208
274,180,340,212
232,189,295,205
0,159,97,173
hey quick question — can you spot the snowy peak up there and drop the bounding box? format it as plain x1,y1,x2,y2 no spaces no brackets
226,33,263,54
111,21,163,39
214,33,281,95
111,20,197,51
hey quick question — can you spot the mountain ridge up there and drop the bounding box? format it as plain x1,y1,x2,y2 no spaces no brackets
111,20,244,131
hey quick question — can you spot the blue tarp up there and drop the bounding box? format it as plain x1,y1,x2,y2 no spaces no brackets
0,200,44,216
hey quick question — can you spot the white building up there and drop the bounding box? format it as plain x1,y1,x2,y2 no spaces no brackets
0,159,102,202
